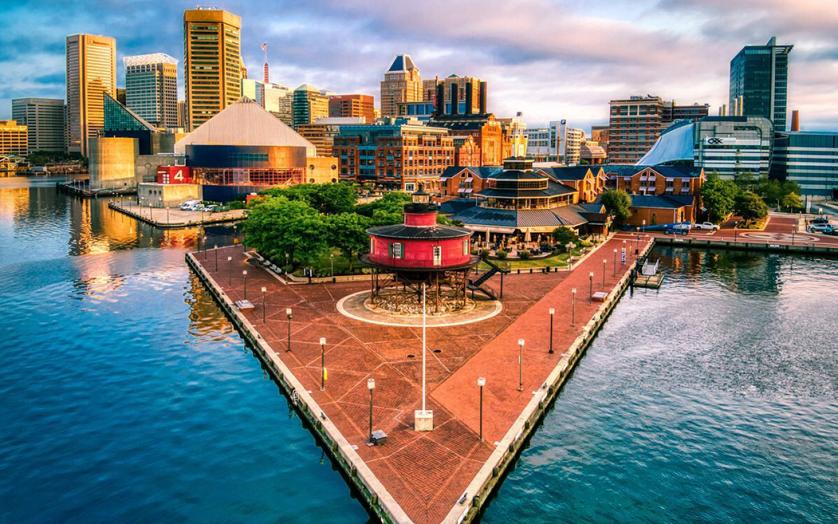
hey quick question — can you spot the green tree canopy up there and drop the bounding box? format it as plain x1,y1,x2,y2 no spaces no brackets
781,192,803,211
243,196,328,267
701,174,739,223
325,212,372,270
600,189,632,225
261,183,357,215
734,190,769,223
356,192,412,225
552,226,580,247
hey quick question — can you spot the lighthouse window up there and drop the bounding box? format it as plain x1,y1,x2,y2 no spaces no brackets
433,246,442,266
390,242,402,259
462,239,469,255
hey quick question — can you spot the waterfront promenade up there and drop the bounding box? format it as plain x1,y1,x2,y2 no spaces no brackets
188,233,652,523
109,201,246,229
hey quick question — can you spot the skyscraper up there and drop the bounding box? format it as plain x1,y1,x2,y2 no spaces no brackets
124,53,178,128
423,75,484,115
65,34,116,155
380,55,421,117
729,36,793,131
12,98,66,153
292,84,329,127
328,94,375,123
183,8,242,130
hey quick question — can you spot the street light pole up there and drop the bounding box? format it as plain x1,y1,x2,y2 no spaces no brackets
261,286,267,322
227,256,232,286
367,378,375,444
517,339,524,392
602,259,606,286
320,337,327,391
477,376,486,441
286,308,293,351
622,240,627,266
613,248,617,276
242,270,248,299
330,253,334,281
214,245,218,271
571,288,576,326
548,307,555,354
588,271,594,302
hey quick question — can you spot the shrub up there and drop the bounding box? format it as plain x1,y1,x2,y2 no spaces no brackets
518,251,530,260
495,250,508,260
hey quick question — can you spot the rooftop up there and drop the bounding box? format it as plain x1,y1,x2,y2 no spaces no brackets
174,99,316,156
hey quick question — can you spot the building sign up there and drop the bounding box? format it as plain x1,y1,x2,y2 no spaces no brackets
704,137,737,145
156,166,192,184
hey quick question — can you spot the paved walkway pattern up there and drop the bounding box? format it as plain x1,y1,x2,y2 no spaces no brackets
192,234,649,523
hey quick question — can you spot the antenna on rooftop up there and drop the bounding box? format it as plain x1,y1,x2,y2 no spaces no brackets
261,42,269,83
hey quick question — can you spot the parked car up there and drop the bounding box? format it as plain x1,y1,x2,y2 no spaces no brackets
808,223,833,233
693,221,720,231
180,200,201,211
810,217,829,225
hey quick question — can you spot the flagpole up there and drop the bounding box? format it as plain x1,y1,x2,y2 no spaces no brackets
421,282,427,413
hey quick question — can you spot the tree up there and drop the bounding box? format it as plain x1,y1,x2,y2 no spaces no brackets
600,189,632,225
261,183,357,215
700,174,739,223
243,196,328,267
325,212,372,270
356,192,412,225
552,226,579,248
781,192,803,211
734,190,768,223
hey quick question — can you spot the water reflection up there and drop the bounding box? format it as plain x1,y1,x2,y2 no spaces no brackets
0,176,235,261
652,246,783,294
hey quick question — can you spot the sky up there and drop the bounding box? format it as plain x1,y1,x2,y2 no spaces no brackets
1,0,837,132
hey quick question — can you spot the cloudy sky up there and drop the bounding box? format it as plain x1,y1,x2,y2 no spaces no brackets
1,0,837,131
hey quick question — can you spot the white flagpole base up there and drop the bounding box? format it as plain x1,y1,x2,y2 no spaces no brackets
414,409,434,431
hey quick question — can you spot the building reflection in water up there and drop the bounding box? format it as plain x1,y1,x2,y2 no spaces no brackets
654,246,782,295
186,272,234,339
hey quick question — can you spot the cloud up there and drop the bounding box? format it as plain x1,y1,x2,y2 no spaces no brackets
0,0,836,131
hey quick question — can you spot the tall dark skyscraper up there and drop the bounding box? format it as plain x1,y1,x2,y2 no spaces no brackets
729,36,793,131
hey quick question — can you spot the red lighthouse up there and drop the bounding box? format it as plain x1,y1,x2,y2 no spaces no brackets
364,187,479,313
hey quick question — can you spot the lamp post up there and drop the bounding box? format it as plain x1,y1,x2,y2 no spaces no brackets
242,270,248,299
477,376,486,441
602,259,606,286
227,256,233,286
320,337,326,391
330,253,335,280
567,241,576,269
261,286,267,322
517,339,524,392
588,271,594,302
571,288,576,326
548,307,555,354
622,240,627,265
214,244,218,271
286,308,293,351
367,377,375,444
613,248,617,276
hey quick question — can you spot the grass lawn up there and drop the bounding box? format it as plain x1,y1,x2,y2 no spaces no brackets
291,249,368,277
478,248,587,270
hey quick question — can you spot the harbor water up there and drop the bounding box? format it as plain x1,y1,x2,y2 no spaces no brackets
1,177,835,523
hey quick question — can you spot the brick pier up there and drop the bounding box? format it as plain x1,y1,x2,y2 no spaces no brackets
188,233,652,523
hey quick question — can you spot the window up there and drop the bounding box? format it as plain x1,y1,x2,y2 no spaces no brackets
433,246,442,266
463,239,469,255
390,242,402,259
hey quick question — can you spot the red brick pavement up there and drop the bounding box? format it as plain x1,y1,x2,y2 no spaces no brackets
192,235,649,523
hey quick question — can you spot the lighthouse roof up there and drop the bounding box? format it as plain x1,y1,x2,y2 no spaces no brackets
367,223,471,240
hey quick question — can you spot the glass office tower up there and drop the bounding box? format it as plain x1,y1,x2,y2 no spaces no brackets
729,37,793,131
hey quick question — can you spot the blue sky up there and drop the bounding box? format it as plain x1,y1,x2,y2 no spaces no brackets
1,0,837,131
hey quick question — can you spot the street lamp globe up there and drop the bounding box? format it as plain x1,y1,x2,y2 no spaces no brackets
367,377,375,390
518,338,525,348
286,308,292,318
549,307,555,316
320,337,327,346
477,376,486,387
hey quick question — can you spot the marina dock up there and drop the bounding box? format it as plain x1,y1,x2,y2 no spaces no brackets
187,233,653,523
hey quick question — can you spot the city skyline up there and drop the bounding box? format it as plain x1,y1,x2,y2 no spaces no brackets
1,0,837,131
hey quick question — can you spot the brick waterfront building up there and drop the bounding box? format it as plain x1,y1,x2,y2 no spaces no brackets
334,123,453,193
